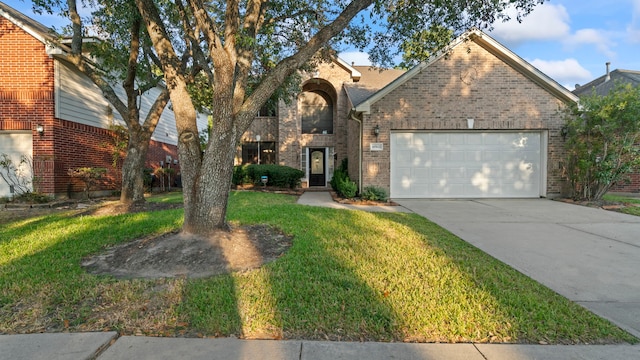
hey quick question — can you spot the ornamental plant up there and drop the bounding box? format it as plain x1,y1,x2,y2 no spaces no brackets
563,83,640,201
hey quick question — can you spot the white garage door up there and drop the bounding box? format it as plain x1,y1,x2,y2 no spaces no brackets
391,132,545,198
0,132,33,198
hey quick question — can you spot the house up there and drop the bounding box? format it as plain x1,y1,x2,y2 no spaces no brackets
0,1,206,198
243,29,577,199
572,63,640,193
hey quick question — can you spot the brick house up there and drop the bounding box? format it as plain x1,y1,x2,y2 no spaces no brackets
243,29,578,198
0,2,206,198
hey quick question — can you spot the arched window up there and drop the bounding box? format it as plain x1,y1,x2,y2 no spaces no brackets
300,90,333,134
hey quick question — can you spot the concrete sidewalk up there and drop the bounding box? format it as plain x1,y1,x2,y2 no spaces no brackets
296,191,411,213
1,332,639,360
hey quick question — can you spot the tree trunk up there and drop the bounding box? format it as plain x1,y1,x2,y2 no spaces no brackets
183,121,238,234
120,128,152,204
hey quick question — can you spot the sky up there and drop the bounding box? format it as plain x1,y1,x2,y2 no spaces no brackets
4,0,639,90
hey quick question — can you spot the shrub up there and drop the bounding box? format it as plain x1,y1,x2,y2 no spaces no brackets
245,164,304,188
143,168,154,192
361,186,388,202
68,167,107,199
338,177,358,198
563,83,640,201
232,165,250,186
330,168,348,192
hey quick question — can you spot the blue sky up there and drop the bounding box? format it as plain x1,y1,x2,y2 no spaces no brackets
5,0,639,90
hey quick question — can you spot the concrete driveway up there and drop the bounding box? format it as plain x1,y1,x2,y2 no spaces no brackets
396,198,640,338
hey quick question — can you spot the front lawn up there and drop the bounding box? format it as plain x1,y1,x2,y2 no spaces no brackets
0,191,635,343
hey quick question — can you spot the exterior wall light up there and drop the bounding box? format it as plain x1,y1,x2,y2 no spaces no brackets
373,124,380,137
36,124,44,136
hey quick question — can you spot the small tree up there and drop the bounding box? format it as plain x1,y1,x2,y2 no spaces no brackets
68,167,108,199
563,83,640,201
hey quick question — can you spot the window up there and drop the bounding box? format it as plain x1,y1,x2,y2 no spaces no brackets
300,90,333,134
241,142,276,164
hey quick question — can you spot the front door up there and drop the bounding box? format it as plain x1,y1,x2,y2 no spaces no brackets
309,148,326,187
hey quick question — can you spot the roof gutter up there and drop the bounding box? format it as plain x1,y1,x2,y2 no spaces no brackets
349,109,363,194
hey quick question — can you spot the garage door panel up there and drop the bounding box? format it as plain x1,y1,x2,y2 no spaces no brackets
391,132,543,198
0,132,33,198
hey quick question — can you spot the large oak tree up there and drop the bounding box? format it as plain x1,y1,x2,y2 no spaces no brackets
133,0,545,235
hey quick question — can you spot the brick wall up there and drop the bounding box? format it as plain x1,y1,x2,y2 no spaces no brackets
359,40,570,197
0,16,56,194
53,119,118,195
277,61,355,178
611,174,640,193
2,17,181,197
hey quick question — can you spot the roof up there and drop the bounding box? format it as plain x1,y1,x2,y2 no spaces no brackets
0,1,71,54
344,66,406,107
353,28,579,114
573,69,640,97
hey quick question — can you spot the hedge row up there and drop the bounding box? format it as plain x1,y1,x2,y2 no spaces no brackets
233,164,304,189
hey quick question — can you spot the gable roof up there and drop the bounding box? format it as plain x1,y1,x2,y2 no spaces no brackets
0,1,71,54
353,28,579,114
344,66,406,107
573,69,640,97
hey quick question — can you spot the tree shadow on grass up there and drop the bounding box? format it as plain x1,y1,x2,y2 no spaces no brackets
0,209,186,334
182,202,635,344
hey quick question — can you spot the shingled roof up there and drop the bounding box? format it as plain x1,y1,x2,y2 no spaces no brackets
573,68,640,97
343,66,406,107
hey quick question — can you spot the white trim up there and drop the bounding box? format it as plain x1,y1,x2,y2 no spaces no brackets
335,57,362,81
54,60,60,119
540,130,549,197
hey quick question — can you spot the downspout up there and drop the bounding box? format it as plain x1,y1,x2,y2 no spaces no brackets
349,109,363,194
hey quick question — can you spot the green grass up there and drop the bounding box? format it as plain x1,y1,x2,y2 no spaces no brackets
603,194,640,216
0,191,636,343
146,191,184,204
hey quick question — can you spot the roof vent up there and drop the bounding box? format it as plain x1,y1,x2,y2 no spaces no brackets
605,62,611,82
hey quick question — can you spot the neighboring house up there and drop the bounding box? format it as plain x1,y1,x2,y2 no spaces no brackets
572,64,640,193
0,2,206,198
243,28,577,198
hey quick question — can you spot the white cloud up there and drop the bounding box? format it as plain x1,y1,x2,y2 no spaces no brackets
338,51,372,66
628,0,640,42
564,29,617,59
529,58,593,90
491,4,570,45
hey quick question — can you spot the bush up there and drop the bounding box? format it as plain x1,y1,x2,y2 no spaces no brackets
232,165,250,186
245,164,304,188
361,186,388,202
338,177,358,198
330,168,348,192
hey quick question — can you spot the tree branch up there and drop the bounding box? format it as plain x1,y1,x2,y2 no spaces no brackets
237,0,375,132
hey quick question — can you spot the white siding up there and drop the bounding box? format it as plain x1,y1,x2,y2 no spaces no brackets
56,59,113,128
55,59,209,146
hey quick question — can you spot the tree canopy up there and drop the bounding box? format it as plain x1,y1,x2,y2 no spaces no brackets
564,83,640,201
